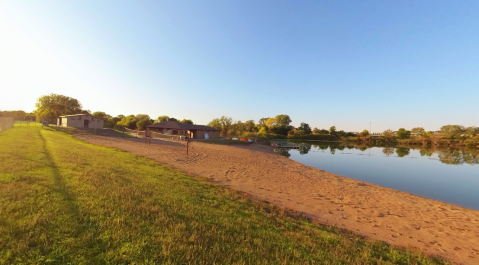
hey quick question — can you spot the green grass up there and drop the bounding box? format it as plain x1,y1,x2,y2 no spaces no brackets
199,139,253,145
13,121,42,127
0,127,448,264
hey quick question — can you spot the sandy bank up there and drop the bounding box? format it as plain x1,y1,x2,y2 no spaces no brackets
77,135,479,264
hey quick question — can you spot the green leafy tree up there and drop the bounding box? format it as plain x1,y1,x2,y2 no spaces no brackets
207,118,222,130
264,118,275,129
314,128,329,135
92,111,121,128
208,116,233,135
105,116,122,128
258,118,268,127
180,119,194,124
117,115,138,129
329,126,337,136
244,120,256,132
411,127,425,135
360,130,370,137
0,110,27,120
274,114,292,128
219,116,233,136
383,129,394,138
440,125,464,139
137,119,152,130
155,115,169,123
297,122,312,134
136,114,152,130
92,111,111,120
396,128,411,139
35,94,83,122
270,114,292,135
257,118,270,132
421,131,434,138
234,121,246,135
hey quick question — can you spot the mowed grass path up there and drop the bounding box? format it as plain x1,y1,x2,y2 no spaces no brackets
0,127,448,264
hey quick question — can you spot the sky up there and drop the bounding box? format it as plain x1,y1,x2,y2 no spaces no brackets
1,1,478,132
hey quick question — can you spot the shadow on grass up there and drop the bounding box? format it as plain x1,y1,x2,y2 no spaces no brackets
38,129,83,229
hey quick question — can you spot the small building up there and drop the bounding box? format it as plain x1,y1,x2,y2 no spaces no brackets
57,114,104,129
146,118,220,139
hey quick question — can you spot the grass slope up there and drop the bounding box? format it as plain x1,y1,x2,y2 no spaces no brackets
0,127,448,264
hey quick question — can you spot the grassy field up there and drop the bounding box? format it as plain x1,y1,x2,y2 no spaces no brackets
0,127,448,264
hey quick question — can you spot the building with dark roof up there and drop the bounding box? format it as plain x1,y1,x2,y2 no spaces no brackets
146,118,220,139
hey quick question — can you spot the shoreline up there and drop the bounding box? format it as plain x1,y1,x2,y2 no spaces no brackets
76,135,479,264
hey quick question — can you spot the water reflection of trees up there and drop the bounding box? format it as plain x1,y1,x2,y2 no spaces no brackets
288,141,479,165
382,147,394,156
274,148,291,158
436,148,479,165
298,144,312,155
396,147,410,157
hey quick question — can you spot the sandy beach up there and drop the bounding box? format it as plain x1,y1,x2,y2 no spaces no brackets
77,135,479,264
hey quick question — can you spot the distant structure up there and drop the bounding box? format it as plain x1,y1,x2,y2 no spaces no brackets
57,114,104,129
146,118,220,139
0,117,14,131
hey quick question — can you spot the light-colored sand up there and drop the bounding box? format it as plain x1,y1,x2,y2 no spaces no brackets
77,135,479,264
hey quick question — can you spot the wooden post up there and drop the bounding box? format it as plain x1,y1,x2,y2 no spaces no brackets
187,137,189,155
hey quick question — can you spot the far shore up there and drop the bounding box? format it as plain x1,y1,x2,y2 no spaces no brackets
77,135,479,264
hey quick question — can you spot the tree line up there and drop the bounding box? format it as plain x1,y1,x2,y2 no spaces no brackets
3,93,478,147
5,94,194,130
205,115,361,139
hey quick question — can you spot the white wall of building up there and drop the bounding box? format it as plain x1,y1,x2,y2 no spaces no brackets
59,115,104,129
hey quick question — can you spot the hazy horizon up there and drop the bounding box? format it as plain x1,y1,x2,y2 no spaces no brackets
1,1,478,132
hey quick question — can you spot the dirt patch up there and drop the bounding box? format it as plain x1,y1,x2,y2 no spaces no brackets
77,135,479,264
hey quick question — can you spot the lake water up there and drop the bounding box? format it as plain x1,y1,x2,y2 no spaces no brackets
275,142,479,210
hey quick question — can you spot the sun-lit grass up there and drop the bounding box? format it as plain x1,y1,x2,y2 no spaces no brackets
13,121,42,127
0,127,449,264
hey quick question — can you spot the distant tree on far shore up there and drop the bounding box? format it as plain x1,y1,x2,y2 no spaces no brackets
360,130,369,137
440,125,465,139
396,128,411,139
329,126,337,136
297,122,312,134
383,129,394,138
411,127,425,135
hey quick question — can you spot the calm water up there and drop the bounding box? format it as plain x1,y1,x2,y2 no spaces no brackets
275,142,479,210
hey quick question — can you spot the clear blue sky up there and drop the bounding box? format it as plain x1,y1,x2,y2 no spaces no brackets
1,1,478,132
